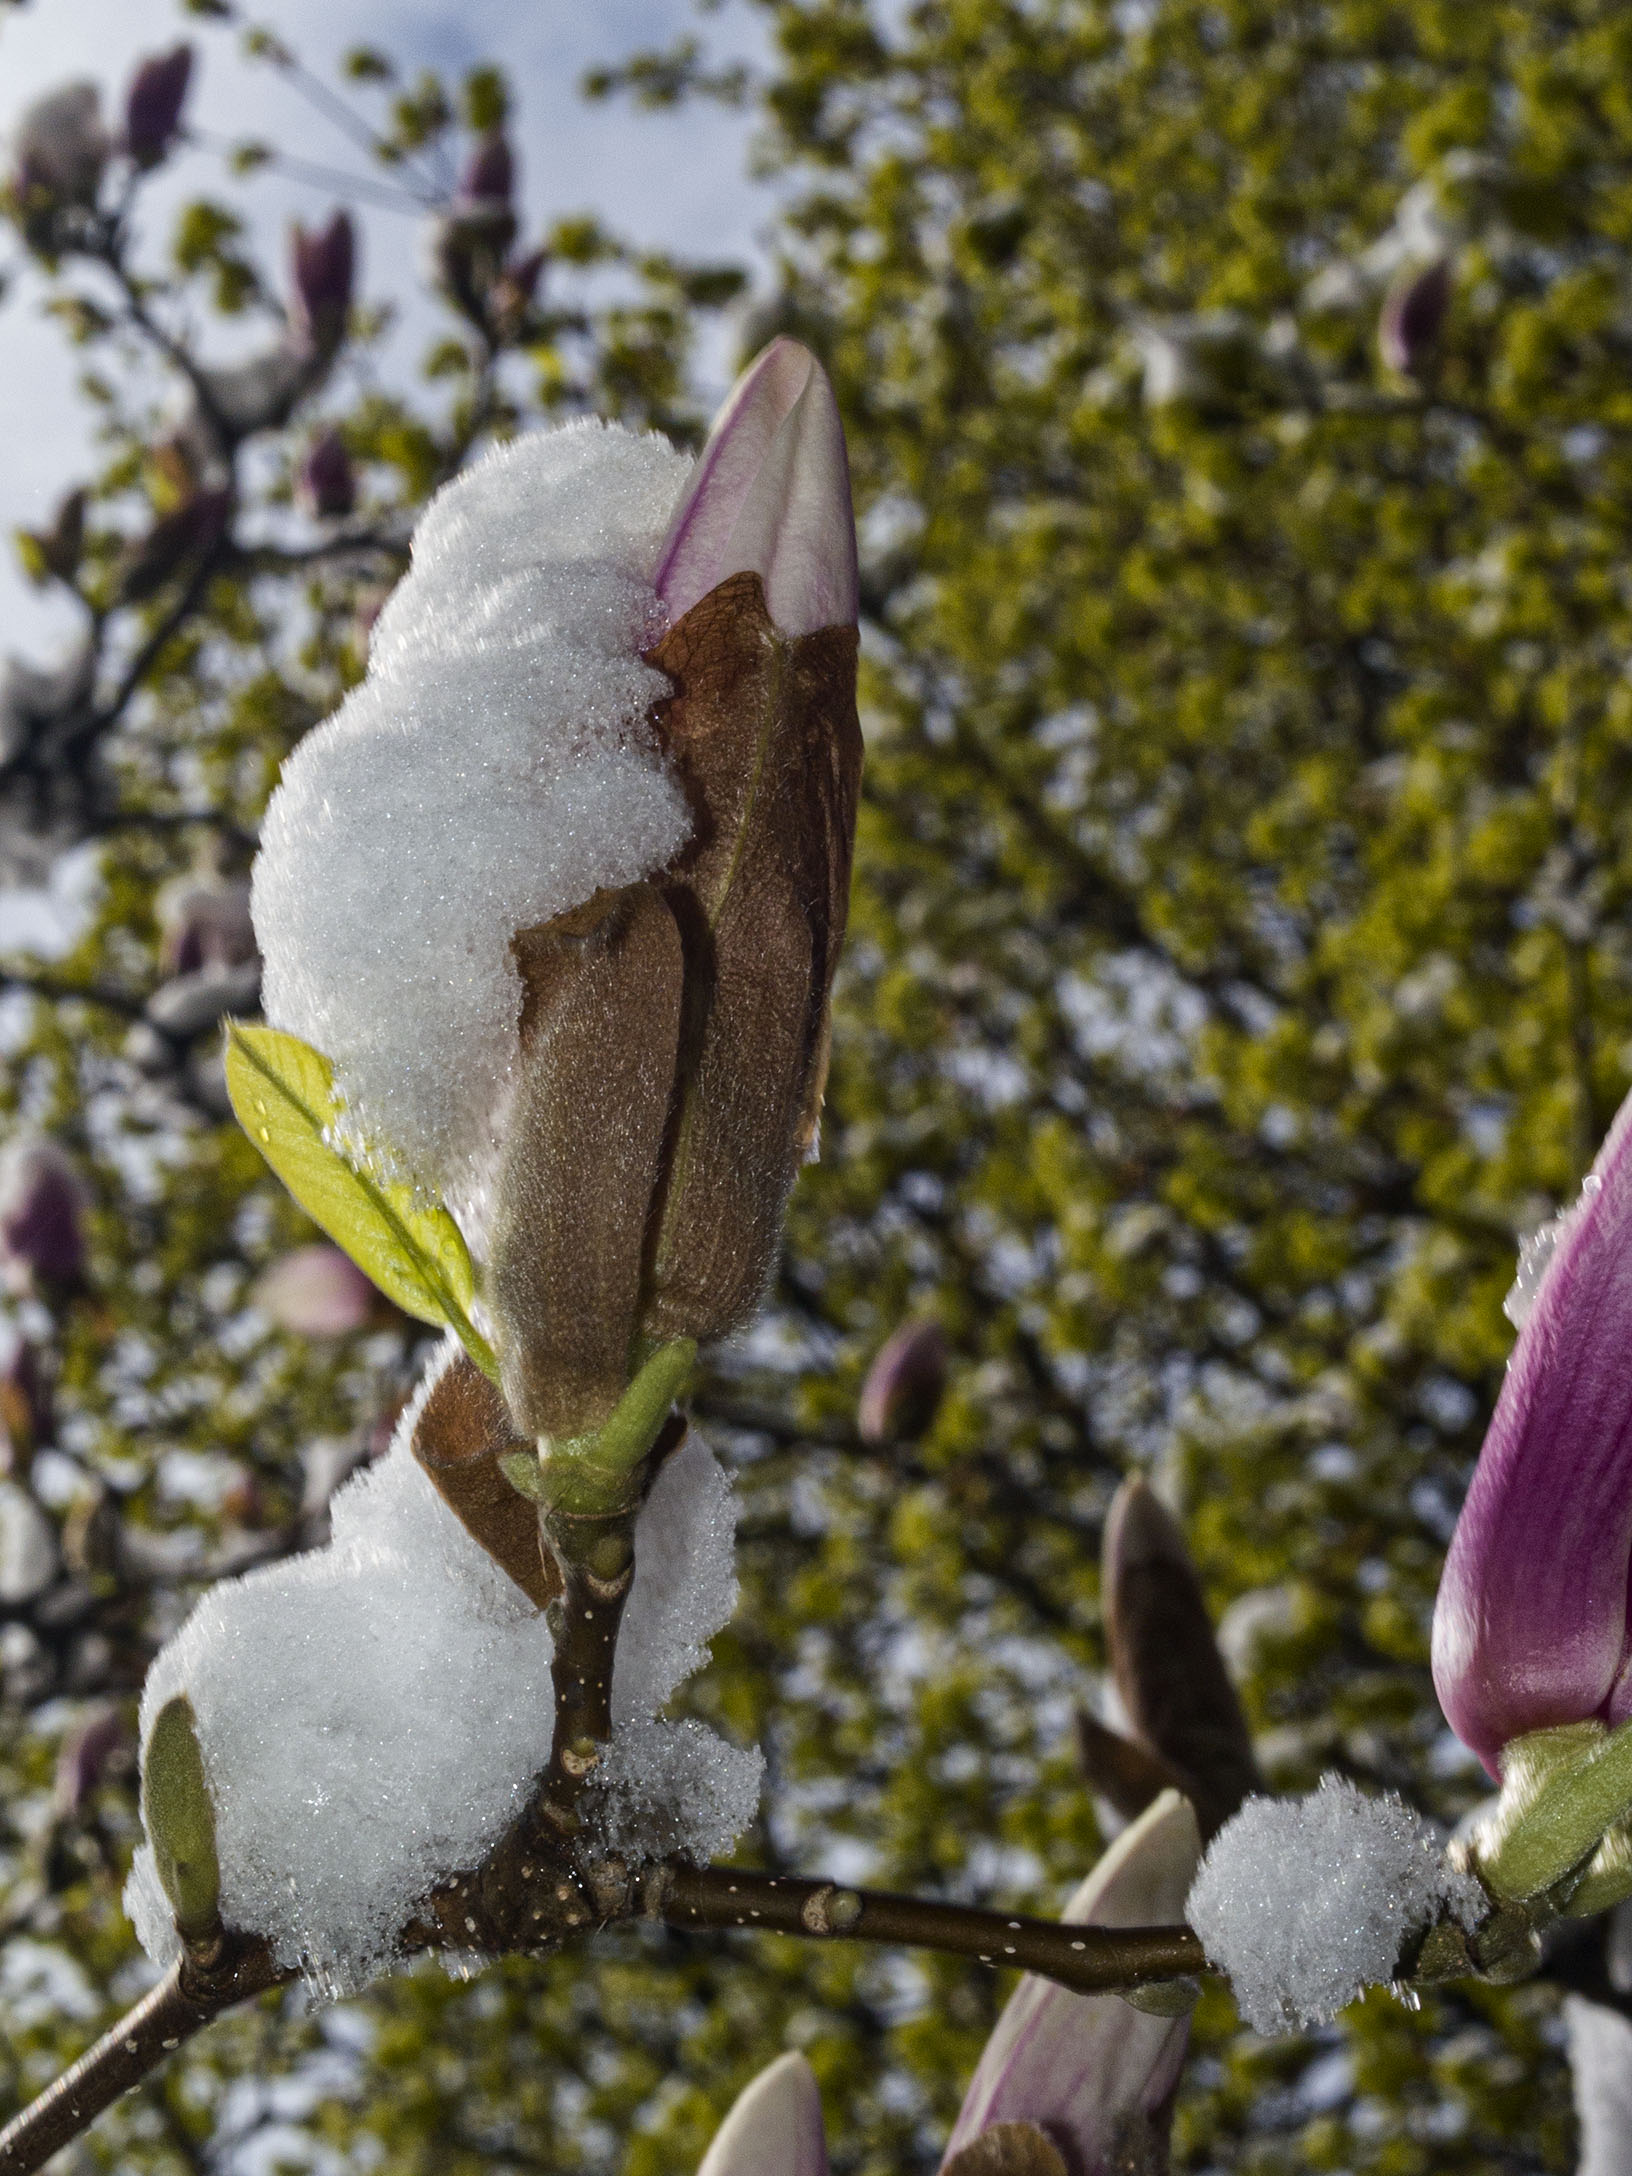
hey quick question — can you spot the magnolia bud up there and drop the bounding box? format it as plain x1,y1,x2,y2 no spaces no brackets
459,130,514,212
297,428,356,519
252,1245,378,1337
1379,257,1452,378
158,874,256,978
13,82,109,212
290,211,355,357
858,1320,950,1444
55,1706,126,1818
0,1137,88,1291
124,46,193,169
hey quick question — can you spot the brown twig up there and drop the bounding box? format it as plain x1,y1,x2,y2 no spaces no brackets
655,1863,1208,1995
0,1935,287,2175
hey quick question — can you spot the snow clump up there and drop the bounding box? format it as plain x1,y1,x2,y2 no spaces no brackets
126,1343,752,1996
1186,1776,1484,2033
251,420,696,1235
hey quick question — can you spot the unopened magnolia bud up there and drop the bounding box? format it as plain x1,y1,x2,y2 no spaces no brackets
410,1347,559,1609
124,46,193,169
13,82,109,211
1102,1476,1261,1841
0,1136,88,1290
857,1320,950,1443
1379,257,1452,378
158,874,257,978
56,1705,126,1818
252,1244,378,1337
459,129,515,211
290,211,355,356
297,427,356,518
0,1334,52,1467
142,1692,221,1941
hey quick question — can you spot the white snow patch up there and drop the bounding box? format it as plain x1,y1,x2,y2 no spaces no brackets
589,1719,763,1864
252,420,695,1236
1186,1777,1484,2033
126,1351,756,1993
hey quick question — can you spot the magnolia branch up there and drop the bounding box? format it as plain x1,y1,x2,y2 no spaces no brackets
0,1856,1210,2174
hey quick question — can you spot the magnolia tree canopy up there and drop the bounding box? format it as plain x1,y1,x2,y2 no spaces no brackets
4,3,1632,2175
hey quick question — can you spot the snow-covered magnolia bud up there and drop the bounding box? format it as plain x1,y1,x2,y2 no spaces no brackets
290,211,355,357
253,342,860,1447
0,1137,88,1291
12,82,109,212
857,1319,949,1444
297,428,356,519
252,1245,378,1338
124,46,193,170
1432,1090,1632,1776
944,1792,1202,2176
1378,257,1452,378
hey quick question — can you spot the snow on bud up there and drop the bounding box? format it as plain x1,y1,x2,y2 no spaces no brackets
944,1792,1202,2175
1187,1777,1482,2033
252,1245,378,1338
857,1319,949,1443
0,1136,88,1290
254,342,860,1446
656,337,859,638
1378,256,1452,378
12,82,109,210
696,2053,830,2176
123,46,193,169
1431,1091,1632,1774
297,427,357,518
289,211,355,357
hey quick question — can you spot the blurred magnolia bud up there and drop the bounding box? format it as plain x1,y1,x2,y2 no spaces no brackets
857,1319,950,1444
158,873,256,978
0,1137,88,1291
457,129,516,220
55,1705,127,1818
123,45,193,169
0,1480,58,1604
1378,256,1452,378
0,1334,52,1469
12,82,109,210
290,210,355,357
695,2052,829,2176
1102,1476,1261,1841
118,487,231,603
17,487,87,590
297,428,356,519
253,1244,379,1337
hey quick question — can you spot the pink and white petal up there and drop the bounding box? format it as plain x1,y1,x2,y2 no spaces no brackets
697,2052,831,2176
942,1790,1202,2176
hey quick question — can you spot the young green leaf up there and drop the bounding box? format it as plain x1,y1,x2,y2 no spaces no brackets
144,1693,220,1942
224,1021,497,1380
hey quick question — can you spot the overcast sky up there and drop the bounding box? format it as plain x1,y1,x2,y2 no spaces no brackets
0,0,770,658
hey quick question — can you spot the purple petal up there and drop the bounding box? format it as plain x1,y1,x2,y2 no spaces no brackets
858,1320,950,1444
1432,1087,1632,1772
696,2053,830,2176
942,1791,1201,2176
656,339,859,638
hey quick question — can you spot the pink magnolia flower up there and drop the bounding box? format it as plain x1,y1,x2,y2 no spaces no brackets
694,1793,1201,2176
1378,257,1452,378
1432,1089,1632,1773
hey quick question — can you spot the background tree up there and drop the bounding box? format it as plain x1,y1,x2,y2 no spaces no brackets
5,0,1632,2171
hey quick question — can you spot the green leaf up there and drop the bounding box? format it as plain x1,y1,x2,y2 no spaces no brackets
224,1021,497,1382
144,1694,220,1941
